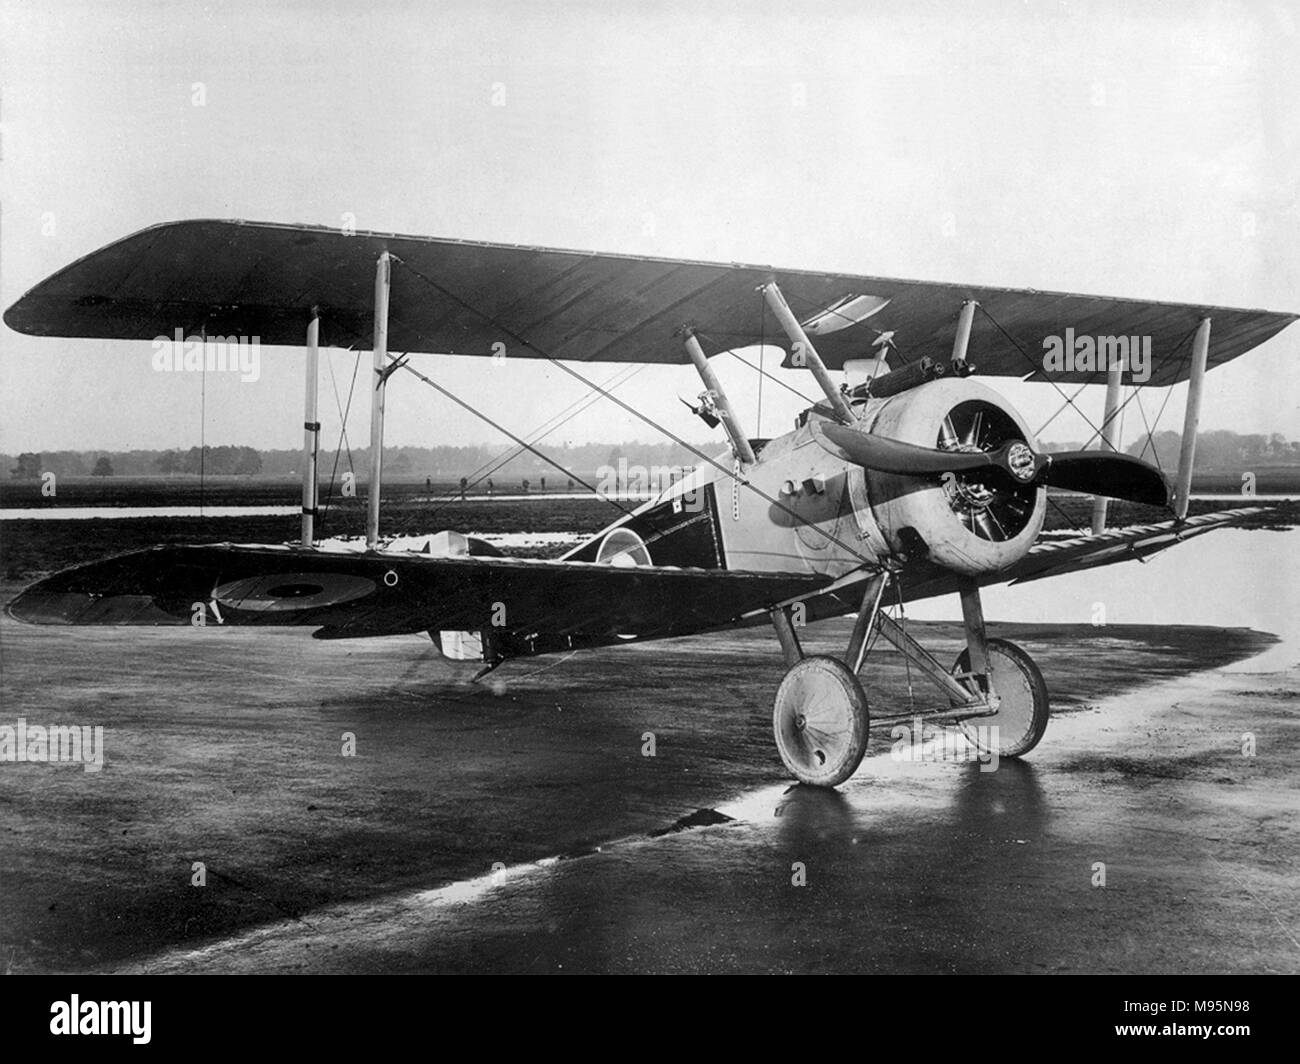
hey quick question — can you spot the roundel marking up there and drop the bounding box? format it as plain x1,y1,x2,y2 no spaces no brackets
213,572,377,613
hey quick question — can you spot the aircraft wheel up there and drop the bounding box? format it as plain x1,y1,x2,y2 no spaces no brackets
952,638,1049,757
773,656,870,787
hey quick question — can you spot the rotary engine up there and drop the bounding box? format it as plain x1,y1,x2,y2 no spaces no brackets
855,378,1046,575
810,371,1167,577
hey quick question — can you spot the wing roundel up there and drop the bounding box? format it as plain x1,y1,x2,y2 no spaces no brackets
6,543,831,644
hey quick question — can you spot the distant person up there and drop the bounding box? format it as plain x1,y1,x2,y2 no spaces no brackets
567,478,574,491
459,476,467,501
486,478,494,496
540,476,546,492
521,478,530,493
425,476,432,500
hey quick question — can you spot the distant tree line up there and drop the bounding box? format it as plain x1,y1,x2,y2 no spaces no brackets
7,432,1296,480
1123,430,1299,469
1039,431,1299,467
8,446,263,478
4,441,715,479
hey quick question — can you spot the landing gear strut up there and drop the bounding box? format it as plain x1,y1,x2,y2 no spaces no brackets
769,572,1049,786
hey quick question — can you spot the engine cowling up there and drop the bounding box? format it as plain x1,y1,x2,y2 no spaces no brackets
857,378,1046,575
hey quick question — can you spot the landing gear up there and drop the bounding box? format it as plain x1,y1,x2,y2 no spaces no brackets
772,656,870,787
769,572,1050,786
952,638,1049,757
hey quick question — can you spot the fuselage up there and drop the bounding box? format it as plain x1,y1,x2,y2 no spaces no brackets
563,376,1047,582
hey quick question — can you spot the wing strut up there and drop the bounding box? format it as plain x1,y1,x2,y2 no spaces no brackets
950,299,977,370
301,309,321,546
759,281,856,423
366,251,392,550
682,328,756,465
1173,317,1211,519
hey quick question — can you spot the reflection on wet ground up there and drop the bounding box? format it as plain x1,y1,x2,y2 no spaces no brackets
1,530,1296,973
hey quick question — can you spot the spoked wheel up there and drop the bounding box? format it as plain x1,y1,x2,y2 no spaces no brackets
773,656,870,787
951,638,1049,757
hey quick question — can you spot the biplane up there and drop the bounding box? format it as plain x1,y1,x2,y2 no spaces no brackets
5,220,1296,786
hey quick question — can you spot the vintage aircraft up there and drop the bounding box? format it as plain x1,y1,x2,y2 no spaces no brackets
5,220,1296,786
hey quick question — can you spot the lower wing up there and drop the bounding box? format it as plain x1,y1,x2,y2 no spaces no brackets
6,544,831,651
734,506,1277,627
6,506,1278,649
898,505,1271,604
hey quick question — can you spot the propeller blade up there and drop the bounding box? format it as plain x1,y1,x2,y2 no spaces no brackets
816,423,1166,505
1040,451,1170,507
816,423,995,475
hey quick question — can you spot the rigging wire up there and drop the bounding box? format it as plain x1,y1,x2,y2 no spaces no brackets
1033,381,1092,438
314,315,653,537
1071,323,1198,457
417,361,648,528
894,577,914,712
1031,324,1197,528
386,354,647,527
1130,387,1158,470
708,337,816,406
1123,324,1197,469
1043,487,1083,531
317,347,361,537
975,303,1105,442
756,287,765,439
389,256,878,566
198,325,206,517
1027,321,1197,468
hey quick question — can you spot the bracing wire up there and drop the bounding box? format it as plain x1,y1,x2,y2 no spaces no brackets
390,257,877,566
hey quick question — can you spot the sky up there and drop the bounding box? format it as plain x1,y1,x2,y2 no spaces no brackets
1,0,1297,457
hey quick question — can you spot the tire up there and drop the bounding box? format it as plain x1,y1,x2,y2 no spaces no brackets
773,655,870,787
952,638,1049,757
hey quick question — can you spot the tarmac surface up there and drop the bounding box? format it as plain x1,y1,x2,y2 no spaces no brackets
1,529,1297,974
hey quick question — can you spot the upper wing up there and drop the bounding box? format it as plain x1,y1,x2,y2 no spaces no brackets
5,543,831,646
5,219,1294,384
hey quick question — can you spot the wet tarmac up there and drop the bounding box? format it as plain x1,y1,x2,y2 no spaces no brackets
87,659,1293,975
1,530,1297,974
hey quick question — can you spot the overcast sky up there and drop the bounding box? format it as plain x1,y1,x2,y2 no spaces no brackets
1,0,1296,457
